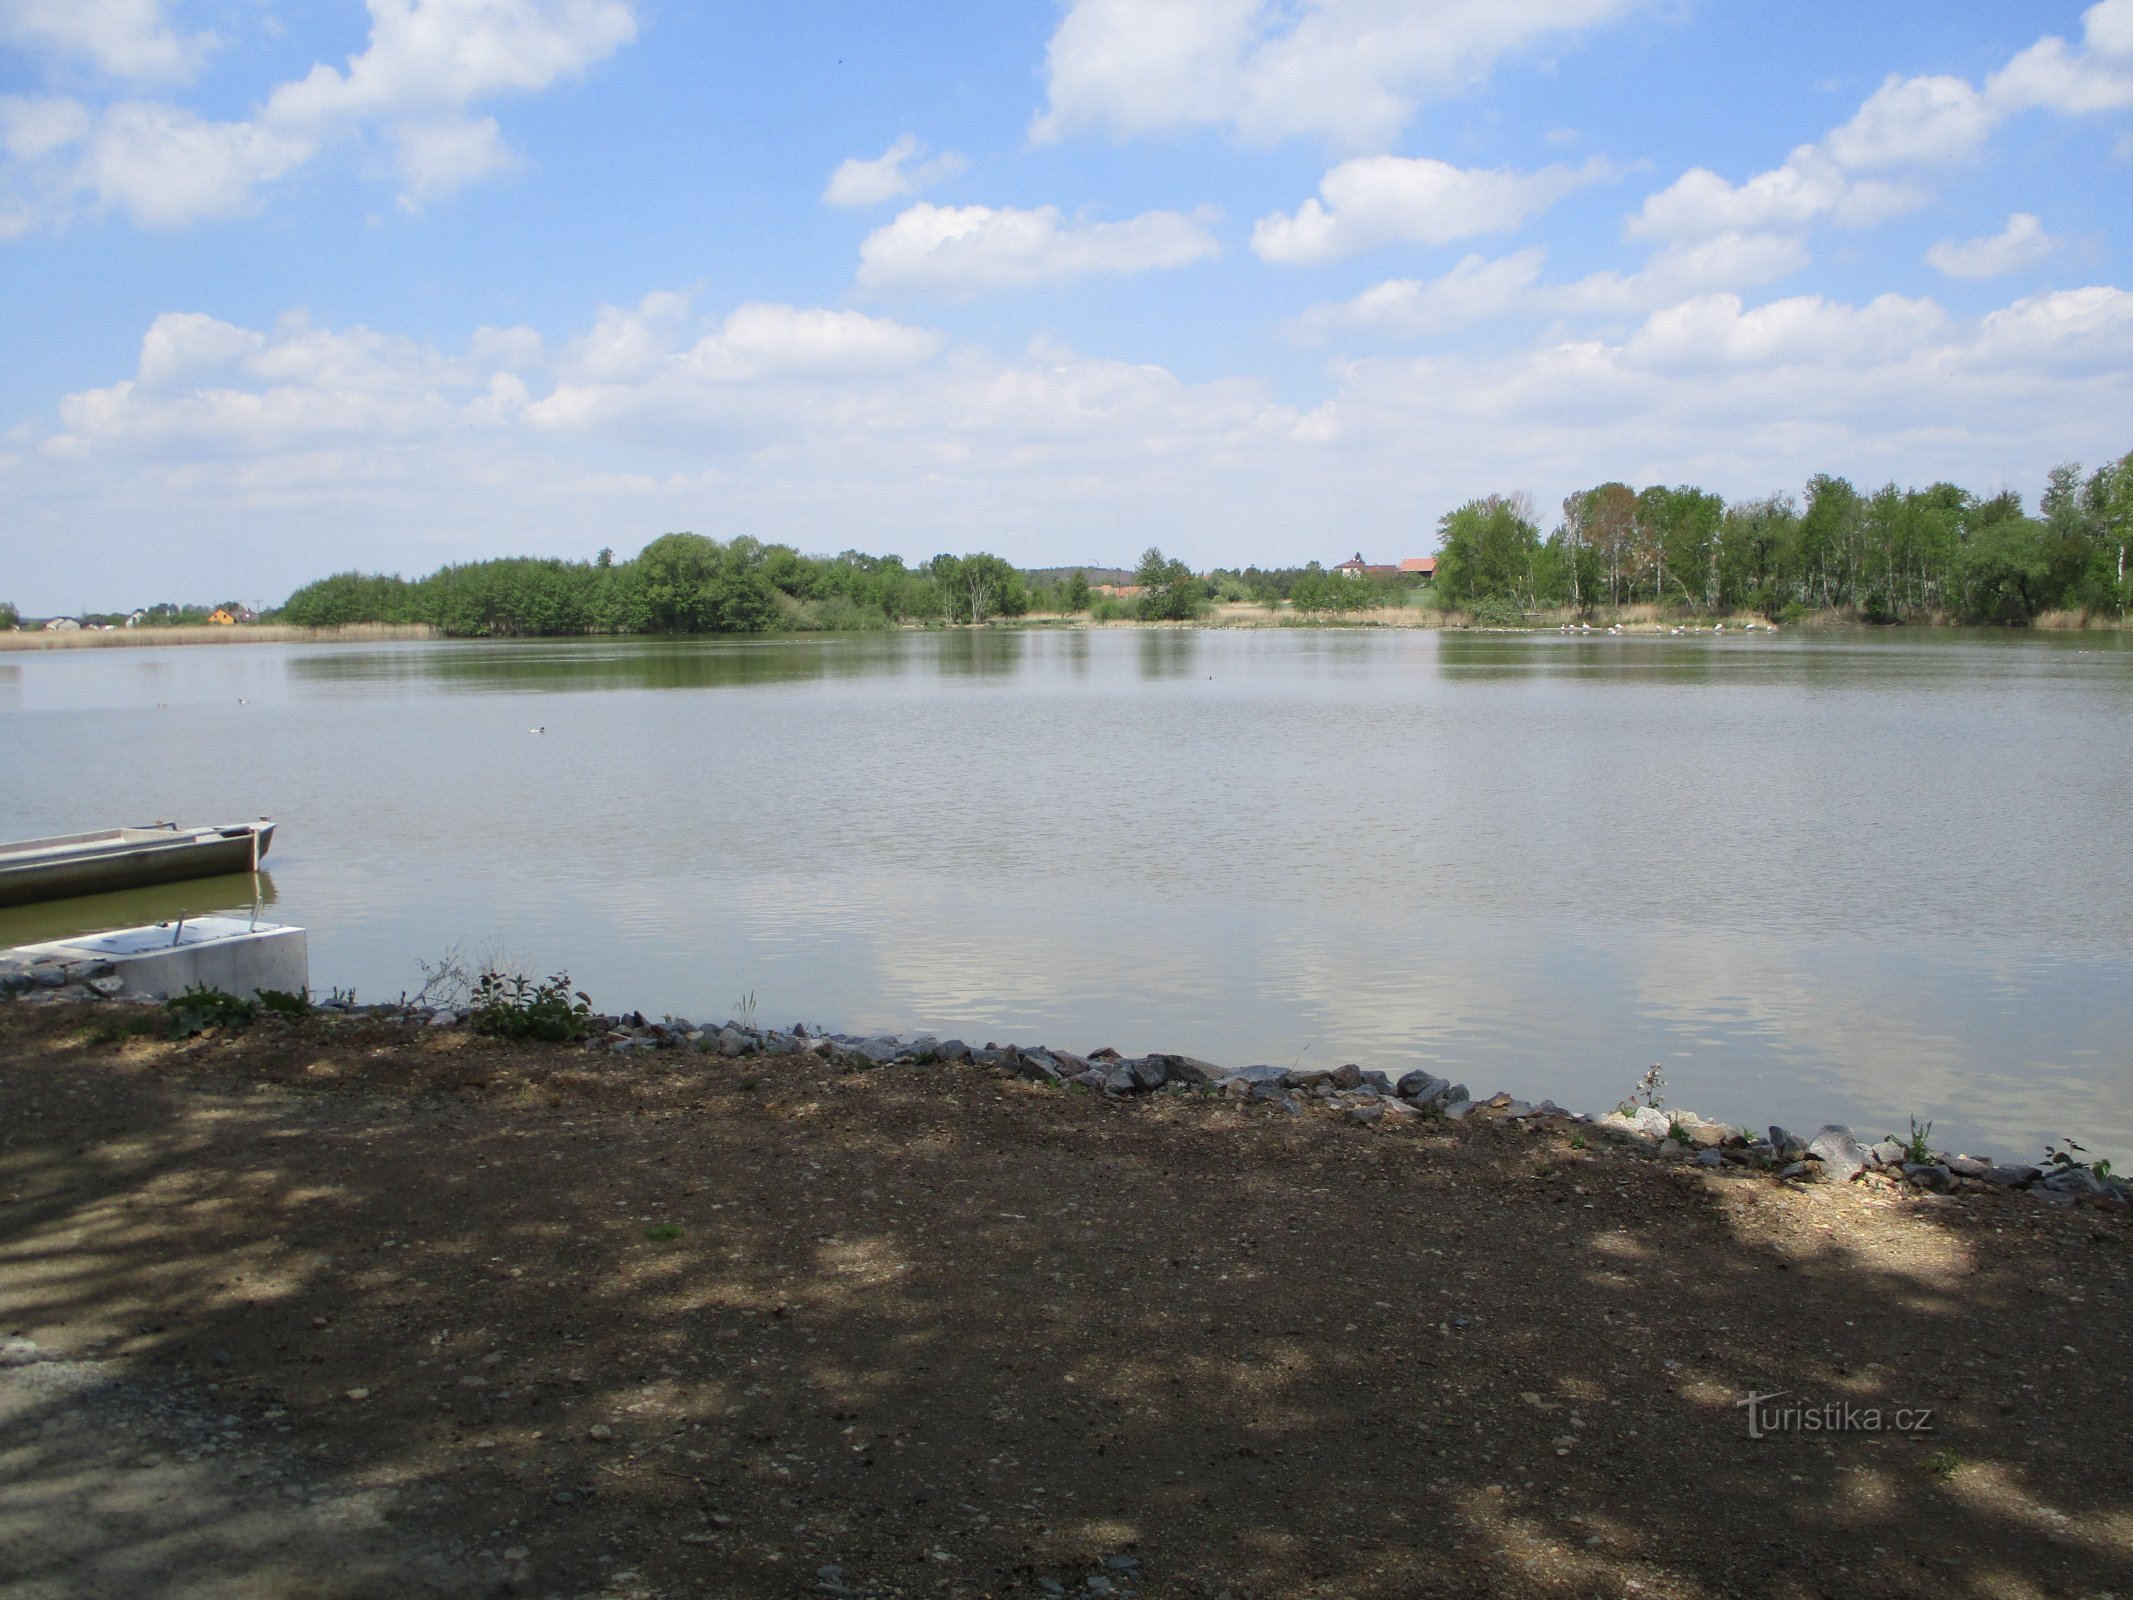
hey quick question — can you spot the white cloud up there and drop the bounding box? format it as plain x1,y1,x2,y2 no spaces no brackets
1629,145,1926,241
77,102,316,227
1989,0,2133,114
1253,155,1613,264
1926,213,2060,279
856,202,1220,296
1552,231,1812,314
1973,285,2133,369
1633,1,2133,244
0,0,210,82
136,311,266,387
1,0,638,232
1032,0,1645,146
1294,248,1548,339
0,94,89,159
1827,74,1997,167
823,134,967,207
1296,231,1812,342
1623,291,1948,370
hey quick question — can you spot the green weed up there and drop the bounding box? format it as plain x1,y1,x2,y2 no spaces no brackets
468,971,595,1043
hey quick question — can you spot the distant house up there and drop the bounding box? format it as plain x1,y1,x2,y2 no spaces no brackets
124,609,147,628
1399,557,1437,584
208,609,238,626
1094,583,1144,598
1334,552,1403,579
43,617,81,632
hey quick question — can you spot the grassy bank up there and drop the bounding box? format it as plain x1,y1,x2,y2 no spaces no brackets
0,622,441,651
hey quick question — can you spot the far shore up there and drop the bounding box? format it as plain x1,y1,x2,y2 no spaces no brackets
5,605,2125,651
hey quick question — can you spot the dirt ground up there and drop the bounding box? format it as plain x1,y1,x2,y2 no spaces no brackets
1,1002,2127,1600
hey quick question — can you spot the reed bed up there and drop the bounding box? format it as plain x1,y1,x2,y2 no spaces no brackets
0,622,439,651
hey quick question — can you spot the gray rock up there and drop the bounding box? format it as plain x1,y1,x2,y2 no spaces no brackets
1901,1162,1955,1192
1944,1155,1993,1179
29,965,67,989
1774,1161,1811,1180
1153,1054,1220,1087
1127,1056,1168,1092
1048,1049,1091,1076
1328,1062,1363,1090
933,1038,971,1063
1984,1163,2040,1188
1692,1148,1727,1168
1019,1054,1066,1085
1768,1126,1808,1159
1609,1106,1672,1140
1441,1098,1474,1121
1805,1125,1867,1182
1345,1101,1386,1127
1379,1098,1420,1120
1102,1065,1136,1094
1220,1065,1293,1090
1866,1137,1907,1167
2040,1166,2106,1195
1070,1069,1108,1089
715,1027,754,1058
1396,1070,1449,1103
1359,1070,1394,1095
852,1037,905,1065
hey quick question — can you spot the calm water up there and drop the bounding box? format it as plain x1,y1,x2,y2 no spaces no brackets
4,627,2131,1165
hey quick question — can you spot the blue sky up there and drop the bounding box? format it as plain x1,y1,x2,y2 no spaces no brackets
3,1,2131,613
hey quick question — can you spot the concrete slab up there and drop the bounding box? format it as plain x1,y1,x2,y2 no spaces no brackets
2,916,308,1001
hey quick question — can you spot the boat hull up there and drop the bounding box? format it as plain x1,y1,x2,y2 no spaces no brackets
0,823,275,908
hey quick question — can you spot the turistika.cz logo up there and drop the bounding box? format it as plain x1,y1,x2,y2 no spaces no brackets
1738,1391,1936,1439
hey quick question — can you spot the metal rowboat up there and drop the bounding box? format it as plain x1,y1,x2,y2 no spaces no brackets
0,821,276,908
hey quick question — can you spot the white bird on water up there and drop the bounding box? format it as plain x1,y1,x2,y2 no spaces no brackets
529,726,545,734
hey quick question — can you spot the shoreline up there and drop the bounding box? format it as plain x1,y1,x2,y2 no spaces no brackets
7,608,2127,651
3,951,2123,1212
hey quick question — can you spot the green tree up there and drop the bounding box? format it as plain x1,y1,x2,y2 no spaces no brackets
1435,496,1541,605
0,600,18,630
1134,547,1203,621
1062,570,1091,612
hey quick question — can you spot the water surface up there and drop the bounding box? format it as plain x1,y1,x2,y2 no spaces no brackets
4,626,2130,1165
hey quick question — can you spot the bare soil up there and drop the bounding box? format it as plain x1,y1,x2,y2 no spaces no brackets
1,1002,2128,1600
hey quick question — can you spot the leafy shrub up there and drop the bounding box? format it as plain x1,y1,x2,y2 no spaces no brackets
256,988,310,1017
1469,594,1529,627
468,971,596,1042
166,985,258,1038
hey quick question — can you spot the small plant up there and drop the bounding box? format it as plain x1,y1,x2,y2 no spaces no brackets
2043,1138,2114,1182
1568,1131,1586,1150
733,989,757,1031
467,971,595,1043
256,988,310,1017
327,986,358,1006
1900,1116,1935,1165
408,942,478,1011
737,1078,759,1092
166,985,257,1038
642,1223,684,1243
1666,1118,1690,1145
1925,1449,1962,1480
1617,1064,1665,1114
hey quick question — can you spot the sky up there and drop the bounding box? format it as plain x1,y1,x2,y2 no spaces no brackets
2,1,2131,614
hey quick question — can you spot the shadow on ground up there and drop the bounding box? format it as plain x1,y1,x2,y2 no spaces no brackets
1,1002,2127,1600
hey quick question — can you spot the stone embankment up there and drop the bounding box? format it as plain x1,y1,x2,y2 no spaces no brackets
7,951,2125,1213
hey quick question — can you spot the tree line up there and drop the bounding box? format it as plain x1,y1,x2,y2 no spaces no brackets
1431,452,2133,625
220,449,2133,639
275,537,1222,637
